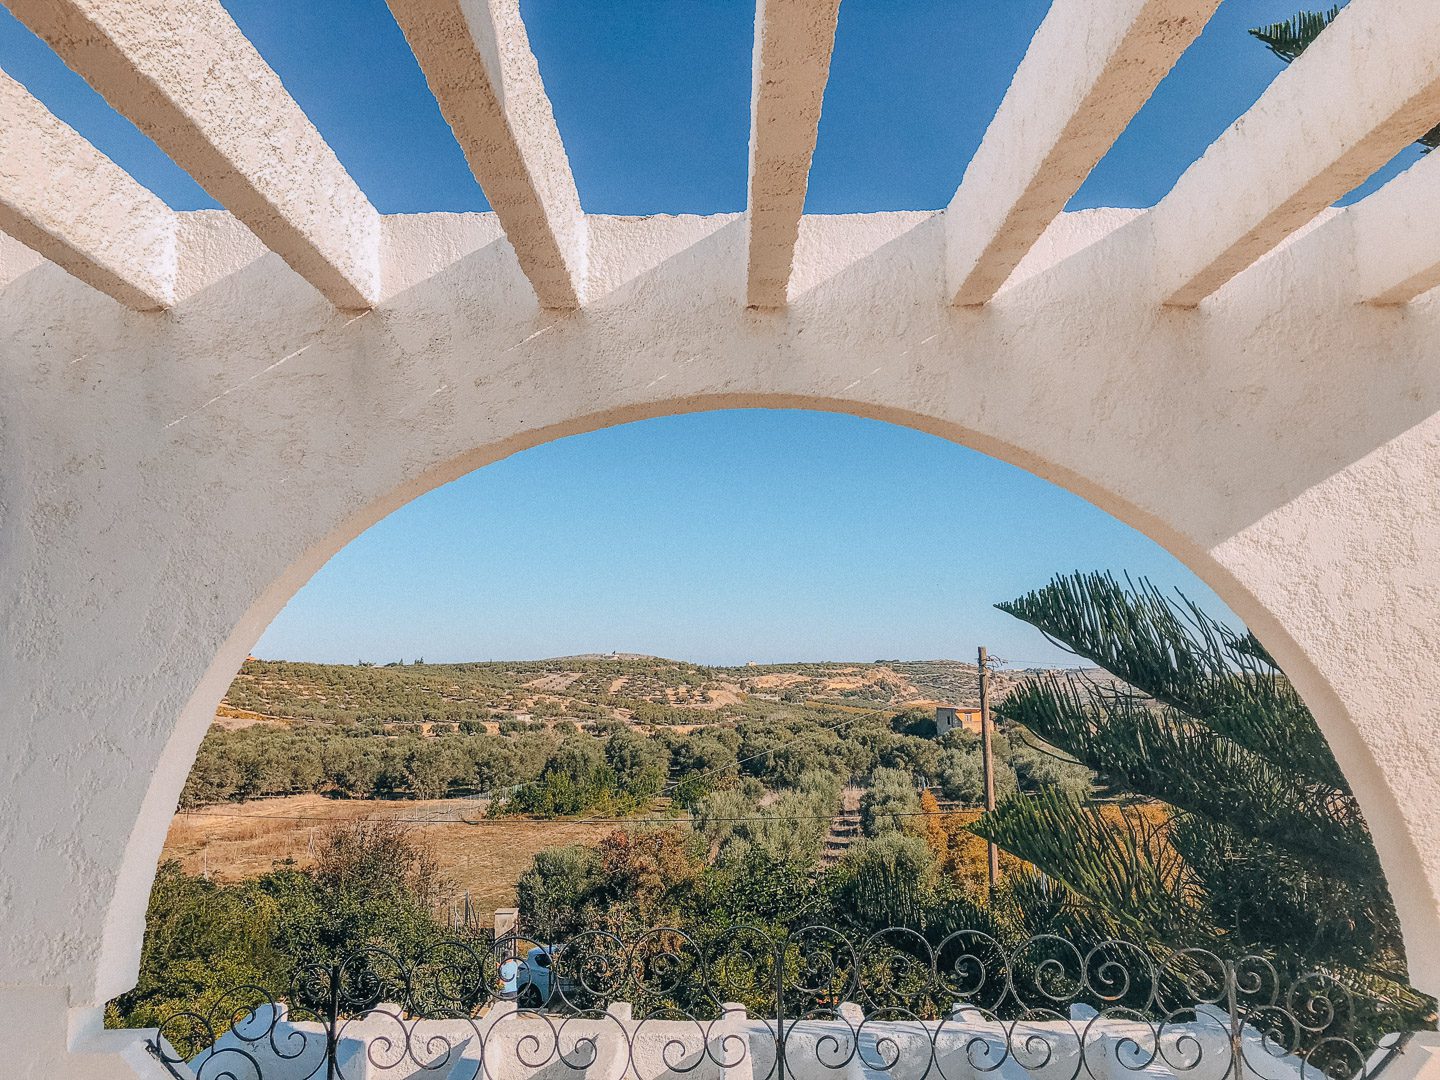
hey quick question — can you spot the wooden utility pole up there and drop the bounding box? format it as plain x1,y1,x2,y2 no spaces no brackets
978,645,998,889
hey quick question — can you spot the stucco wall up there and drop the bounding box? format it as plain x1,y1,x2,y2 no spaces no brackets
3,206,1439,1074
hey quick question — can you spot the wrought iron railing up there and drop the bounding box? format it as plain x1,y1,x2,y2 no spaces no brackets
144,926,1421,1080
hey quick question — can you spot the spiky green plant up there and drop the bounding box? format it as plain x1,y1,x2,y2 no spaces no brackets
1249,6,1342,63
972,572,1426,1019
1250,7,1440,150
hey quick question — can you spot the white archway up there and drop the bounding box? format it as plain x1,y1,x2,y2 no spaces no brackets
6,204,1440,1030
100,381,1430,1011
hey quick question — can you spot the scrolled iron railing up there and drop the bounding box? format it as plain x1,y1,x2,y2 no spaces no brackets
143,925,1421,1080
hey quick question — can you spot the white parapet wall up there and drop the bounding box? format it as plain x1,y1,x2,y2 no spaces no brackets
145,1001,1391,1080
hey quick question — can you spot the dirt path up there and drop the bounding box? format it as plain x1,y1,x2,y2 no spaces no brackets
524,672,581,692
818,785,864,869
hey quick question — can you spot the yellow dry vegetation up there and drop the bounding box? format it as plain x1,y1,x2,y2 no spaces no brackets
931,800,1173,891
160,793,628,911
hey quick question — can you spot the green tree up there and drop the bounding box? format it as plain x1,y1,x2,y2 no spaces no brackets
860,767,920,837
665,730,740,808
696,770,839,865
935,744,1018,805
517,828,704,936
268,818,449,960
405,739,462,799
1006,732,1091,799
180,740,240,807
108,820,458,1029
693,844,827,930
506,737,618,816
516,844,605,940
827,833,939,932
605,728,669,803
592,828,704,928
105,863,285,1029
693,787,755,856
325,740,382,797
462,737,515,793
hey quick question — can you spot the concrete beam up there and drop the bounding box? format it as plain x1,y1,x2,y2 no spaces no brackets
1342,152,1440,305
3,0,380,310
946,0,1218,307
387,0,587,309
746,0,842,309
1151,0,1440,308
0,69,174,309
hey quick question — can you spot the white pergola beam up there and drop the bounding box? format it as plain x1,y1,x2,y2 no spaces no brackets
388,0,587,310
946,0,1218,307
1345,152,1440,305
3,0,380,310
0,70,174,310
1151,0,1440,308
746,0,842,309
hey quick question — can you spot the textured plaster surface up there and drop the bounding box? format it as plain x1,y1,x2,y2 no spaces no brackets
944,0,1218,306
4,0,382,309
745,0,841,308
387,0,587,309
4,208,1440,1080
1151,0,1440,306
0,70,175,310
1348,150,1440,305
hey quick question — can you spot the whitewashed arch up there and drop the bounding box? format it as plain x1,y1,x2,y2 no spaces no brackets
5,0,1440,1073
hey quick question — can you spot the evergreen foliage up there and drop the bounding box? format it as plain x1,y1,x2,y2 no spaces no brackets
861,768,922,836
975,573,1425,1017
827,833,938,930
108,820,466,1029
693,770,839,865
1249,6,1342,63
139,617,1433,1042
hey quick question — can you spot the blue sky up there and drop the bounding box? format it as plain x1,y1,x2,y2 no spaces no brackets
2,1,1398,666
246,411,1238,667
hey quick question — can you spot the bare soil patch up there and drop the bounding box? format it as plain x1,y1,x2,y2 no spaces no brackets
212,705,288,731
524,672,582,692
161,793,638,913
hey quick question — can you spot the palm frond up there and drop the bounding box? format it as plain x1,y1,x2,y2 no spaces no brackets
996,572,1345,786
993,571,1411,982
995,674,1377,881
1248,7,1341,64
970,789,1200,943
1249,8,1439,153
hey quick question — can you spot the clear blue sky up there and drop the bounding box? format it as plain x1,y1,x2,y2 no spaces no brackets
252,410,1239,667
2,1,1397,666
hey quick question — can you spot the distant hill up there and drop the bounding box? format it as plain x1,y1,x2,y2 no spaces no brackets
221,655,1102,731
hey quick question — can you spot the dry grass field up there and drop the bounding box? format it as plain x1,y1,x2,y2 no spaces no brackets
160,793,653,912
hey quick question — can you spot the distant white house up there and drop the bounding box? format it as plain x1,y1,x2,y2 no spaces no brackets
935,705,984,737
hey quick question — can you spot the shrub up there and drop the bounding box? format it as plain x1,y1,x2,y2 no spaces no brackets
861,768,920,837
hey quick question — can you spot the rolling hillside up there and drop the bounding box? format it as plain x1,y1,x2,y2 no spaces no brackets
164,654,1105,909
221,654,1046,731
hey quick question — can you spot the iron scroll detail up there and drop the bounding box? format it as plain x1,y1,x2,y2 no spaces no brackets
142,926,1419,1080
